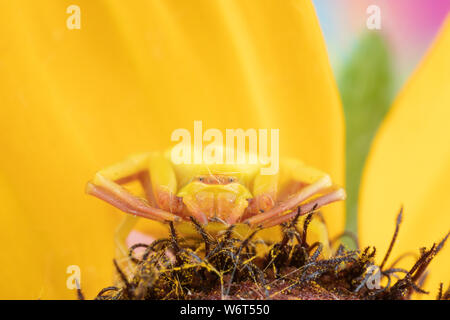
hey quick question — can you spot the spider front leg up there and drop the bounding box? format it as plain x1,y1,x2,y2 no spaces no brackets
244,160,345,258
86,153,181,223
86,153,182,257
244,159,346,227
258,186,346,228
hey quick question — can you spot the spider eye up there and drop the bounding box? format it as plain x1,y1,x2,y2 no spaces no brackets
229,178,234,183
199,177,204,182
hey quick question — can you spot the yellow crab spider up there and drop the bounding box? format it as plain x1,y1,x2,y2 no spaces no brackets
86,148,346,257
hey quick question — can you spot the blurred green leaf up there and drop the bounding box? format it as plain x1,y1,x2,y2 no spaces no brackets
338,31,394,236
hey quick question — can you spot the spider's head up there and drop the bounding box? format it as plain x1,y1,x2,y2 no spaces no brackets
177,174,252,224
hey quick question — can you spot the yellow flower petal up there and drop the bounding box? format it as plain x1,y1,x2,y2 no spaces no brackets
0,0,343,298
359,16,450,295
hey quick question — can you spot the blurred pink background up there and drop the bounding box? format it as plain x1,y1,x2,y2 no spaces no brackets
313,0,450,87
